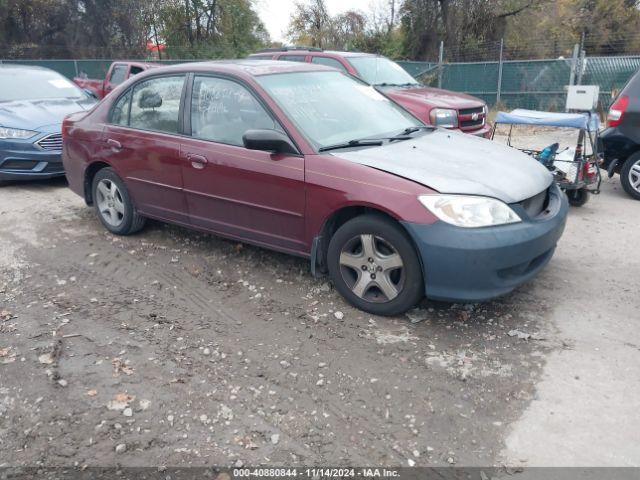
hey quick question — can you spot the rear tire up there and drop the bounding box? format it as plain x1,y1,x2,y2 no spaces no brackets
91,168,146,235
327,214,424,316
566,188,590,207
620,153,640,200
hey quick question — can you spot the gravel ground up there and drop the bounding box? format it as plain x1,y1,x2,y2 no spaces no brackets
0,128,638,469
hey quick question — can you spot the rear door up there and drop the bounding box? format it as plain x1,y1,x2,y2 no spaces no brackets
179,74,306,254
101,74,189,224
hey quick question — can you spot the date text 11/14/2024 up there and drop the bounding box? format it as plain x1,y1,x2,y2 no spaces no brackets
233,468,401,478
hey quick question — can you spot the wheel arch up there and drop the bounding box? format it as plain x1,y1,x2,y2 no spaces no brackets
622,148,640,164
613,147,640,174
84,161,112,205
312,204,422,276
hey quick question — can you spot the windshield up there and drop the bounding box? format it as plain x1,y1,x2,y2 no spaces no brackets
347,56,419,86
0,68,85,102
256,71,423,149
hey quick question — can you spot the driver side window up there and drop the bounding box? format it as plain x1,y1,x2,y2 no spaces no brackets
190,76,282,146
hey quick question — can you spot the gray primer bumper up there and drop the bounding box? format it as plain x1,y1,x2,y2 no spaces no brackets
401,184,569,302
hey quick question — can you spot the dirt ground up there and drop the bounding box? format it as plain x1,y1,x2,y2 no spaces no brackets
0,129,638,469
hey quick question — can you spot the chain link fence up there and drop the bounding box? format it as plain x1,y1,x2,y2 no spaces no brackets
395,35,640,111
397,54,640,111
2,44,639,112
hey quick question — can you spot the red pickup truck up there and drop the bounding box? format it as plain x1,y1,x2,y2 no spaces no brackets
73,61,158,99
248,48,491,138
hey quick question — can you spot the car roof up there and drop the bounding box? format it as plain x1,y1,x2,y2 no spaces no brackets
148,59,335,76
110,61,161,68
323,50,376,58
249,50,376,58
0,64,61,73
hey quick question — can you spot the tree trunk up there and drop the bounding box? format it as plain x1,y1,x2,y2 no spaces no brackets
193,0,202,42
185,0,194,46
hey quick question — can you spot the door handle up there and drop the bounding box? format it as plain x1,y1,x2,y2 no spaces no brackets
106,138,122,151
187,153,208,169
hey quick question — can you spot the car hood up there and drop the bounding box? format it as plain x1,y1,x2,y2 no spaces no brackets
0,98,95,131
381,85,485,110
333,129,553,204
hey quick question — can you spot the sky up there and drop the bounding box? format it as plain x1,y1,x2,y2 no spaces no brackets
255,0,377,43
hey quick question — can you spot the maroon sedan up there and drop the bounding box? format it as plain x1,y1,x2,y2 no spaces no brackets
62,61,567,315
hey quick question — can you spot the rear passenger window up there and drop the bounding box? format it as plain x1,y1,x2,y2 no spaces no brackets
110,65,127,85
129,76,185,134
110,90,132,126
280,55,306,62
311,56,348,73
190,76,281,146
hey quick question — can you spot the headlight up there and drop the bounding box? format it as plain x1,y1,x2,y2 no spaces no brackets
429,108,458,128
0,126,37,139
419,194,521,228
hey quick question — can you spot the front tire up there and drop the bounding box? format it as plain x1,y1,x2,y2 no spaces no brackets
91,168,146,235
327,215,424,316
620,153,640,200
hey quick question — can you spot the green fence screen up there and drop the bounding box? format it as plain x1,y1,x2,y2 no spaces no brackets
0,59,190,82
397,56,640,110
2,56,639,111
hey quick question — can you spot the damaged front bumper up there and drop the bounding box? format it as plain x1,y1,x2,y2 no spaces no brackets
401,183,569,302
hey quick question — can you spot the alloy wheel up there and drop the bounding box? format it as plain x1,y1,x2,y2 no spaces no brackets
338,234,405,303
628,159,640,193
96,178,125,227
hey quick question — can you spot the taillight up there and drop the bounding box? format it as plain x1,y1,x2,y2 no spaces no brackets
607,95,629,128
583,161,597,180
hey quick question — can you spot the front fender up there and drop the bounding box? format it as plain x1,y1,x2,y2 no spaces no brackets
304,154,438,247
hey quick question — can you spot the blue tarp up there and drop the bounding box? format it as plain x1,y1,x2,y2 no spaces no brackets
494,109,599,132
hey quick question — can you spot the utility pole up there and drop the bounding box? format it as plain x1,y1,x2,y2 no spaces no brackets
569,43,579,86
497,38,504,104
577,31,586,85
438,41,444,89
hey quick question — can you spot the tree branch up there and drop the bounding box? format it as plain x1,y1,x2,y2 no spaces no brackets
496,0,540,19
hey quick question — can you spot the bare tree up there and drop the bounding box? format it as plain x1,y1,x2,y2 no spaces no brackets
400,0,542,60
287,0,331,47
331,10,367,49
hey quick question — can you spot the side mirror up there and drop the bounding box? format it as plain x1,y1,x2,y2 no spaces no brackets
242,129,298,155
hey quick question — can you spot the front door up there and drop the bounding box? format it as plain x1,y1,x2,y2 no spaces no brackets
180,75,306,254
101,74,188,224
105,63,127,96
